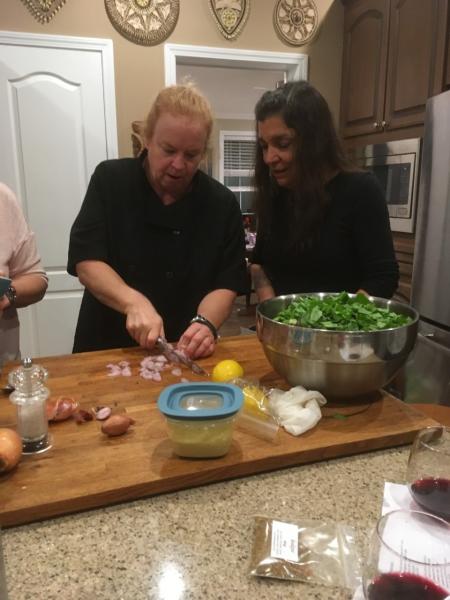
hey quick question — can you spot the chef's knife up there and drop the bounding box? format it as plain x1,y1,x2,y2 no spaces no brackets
156,337,209,376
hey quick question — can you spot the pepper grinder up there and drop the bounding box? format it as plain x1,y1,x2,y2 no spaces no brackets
8,358,51,454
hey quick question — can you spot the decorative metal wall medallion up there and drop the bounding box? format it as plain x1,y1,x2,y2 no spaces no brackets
273,0,318,46
20,0,68,24
208,0,250,40
104,0,179,46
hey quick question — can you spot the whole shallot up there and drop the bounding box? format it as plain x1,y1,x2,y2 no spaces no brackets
101,414,135,437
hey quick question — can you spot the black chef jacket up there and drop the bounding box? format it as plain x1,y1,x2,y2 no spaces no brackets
67,156,248,352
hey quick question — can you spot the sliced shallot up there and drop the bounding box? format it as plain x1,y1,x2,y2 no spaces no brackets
106,363,122,377
93,406,112,421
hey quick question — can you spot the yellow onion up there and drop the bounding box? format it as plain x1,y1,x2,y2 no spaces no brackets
0,428,22,474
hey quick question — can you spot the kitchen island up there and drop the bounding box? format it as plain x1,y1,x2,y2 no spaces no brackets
0,335,438,599
2,446,410,600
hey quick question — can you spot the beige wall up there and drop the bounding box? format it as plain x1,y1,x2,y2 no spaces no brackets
1,0,344,157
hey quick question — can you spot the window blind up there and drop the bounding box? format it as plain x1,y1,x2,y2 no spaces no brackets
223,139,255,172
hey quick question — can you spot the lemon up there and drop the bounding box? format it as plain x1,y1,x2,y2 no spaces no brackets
211,359,244,382
243,385,268,416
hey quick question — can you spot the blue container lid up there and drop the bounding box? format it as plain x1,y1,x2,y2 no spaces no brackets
157,382,243,421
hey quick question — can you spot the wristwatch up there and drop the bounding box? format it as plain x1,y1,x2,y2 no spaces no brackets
5,285,17,307
190,314,218,340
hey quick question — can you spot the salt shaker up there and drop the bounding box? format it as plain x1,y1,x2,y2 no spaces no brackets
8,358,51,454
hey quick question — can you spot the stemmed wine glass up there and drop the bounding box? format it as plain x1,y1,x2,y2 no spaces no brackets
362,509,450,599
407,426,450,520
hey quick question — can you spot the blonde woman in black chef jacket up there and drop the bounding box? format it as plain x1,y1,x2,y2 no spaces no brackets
250,81,399,302
68,84,247,358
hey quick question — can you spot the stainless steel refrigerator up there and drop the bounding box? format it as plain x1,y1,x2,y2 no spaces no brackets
400,89,450,406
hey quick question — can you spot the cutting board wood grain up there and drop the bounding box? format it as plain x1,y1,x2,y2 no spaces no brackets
0,336,437,527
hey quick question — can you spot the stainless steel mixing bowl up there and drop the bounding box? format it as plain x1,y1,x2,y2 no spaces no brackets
256,293,419,398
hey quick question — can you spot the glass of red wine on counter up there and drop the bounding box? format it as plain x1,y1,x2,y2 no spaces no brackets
362,509,450,599
407,426,450,520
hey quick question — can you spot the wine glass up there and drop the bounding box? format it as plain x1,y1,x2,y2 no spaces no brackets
407,426,450,520
362,509,450,599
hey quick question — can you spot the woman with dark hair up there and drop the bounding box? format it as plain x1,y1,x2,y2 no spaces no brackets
250,81,399,302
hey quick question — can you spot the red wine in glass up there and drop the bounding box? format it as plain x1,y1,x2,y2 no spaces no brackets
362,510,450,600
407,426,450,519
410,477,450,520
368,572,449,600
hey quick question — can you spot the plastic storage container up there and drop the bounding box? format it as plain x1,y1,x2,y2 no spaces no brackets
157,382,243,458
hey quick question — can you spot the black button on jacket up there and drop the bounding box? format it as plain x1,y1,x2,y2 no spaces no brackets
68,157,247,352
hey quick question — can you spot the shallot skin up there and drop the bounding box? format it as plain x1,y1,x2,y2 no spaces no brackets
73,409,94,424
101,415,135,437
47,396,79,421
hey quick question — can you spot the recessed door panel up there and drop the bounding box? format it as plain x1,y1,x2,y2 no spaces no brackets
0,33,117,357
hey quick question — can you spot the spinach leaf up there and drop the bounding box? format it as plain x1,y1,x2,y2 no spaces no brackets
274,292,412,331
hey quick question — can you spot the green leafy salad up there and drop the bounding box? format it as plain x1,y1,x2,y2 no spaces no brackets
274,292,412,332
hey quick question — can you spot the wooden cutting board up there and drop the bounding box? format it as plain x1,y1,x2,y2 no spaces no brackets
0,336,437,527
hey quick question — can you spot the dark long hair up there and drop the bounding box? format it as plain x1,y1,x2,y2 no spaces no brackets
254,81,353,248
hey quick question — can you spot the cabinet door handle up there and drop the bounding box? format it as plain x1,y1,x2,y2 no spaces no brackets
381,120,388,129
373,122,379,129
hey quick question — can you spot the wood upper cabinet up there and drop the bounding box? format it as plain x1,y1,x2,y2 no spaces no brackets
340,0,390,138
340,0,449,139
384,0,448,130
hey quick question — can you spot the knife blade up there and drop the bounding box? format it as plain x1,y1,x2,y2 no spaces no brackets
156,337,209,376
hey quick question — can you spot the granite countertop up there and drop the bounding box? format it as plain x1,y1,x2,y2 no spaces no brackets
1,447,409,600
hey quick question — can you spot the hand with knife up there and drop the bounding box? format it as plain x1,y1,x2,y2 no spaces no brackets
76,261,233,360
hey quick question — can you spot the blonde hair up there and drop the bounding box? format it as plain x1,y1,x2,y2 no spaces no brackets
145,83,213,145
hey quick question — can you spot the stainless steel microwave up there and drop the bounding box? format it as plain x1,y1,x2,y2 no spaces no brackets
351,138,422,233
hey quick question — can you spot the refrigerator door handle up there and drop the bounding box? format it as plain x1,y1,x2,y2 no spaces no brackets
418,332,450,353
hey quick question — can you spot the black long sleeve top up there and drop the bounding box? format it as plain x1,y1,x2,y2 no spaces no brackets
68,157,248,352
251,171,399,299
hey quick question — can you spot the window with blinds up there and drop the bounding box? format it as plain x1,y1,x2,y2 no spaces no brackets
220,132,256,215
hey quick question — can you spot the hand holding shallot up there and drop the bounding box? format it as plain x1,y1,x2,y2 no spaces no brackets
101,414,135,437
